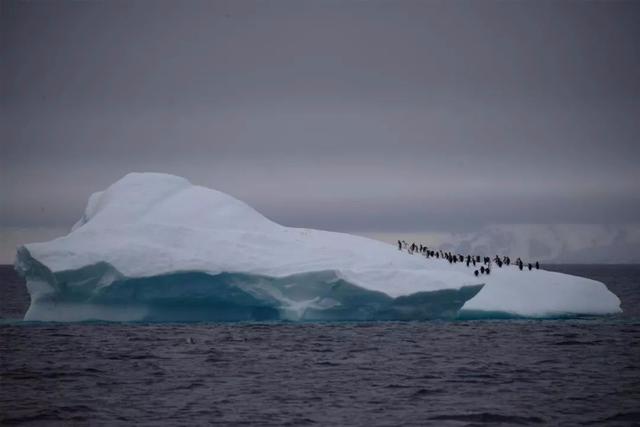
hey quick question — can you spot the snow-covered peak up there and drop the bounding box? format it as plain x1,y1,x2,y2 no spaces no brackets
72,172,272,233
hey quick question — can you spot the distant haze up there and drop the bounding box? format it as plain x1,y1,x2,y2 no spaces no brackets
2,0,640,263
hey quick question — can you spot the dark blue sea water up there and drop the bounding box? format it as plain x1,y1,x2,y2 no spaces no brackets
1,264,639,426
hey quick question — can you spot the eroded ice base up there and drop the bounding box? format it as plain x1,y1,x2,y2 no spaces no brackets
20,260,484,322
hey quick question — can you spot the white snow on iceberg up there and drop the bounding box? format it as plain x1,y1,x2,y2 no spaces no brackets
15,173,621,322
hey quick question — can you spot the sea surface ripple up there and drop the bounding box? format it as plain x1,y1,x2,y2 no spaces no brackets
1,265,639,426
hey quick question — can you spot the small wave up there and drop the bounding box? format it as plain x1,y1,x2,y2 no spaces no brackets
584,411,640,425
1,405,94,425
412,388,445,397
554,340,599,346
429,412,545,424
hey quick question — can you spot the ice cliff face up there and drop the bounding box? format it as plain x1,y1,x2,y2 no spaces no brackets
15,173,621,322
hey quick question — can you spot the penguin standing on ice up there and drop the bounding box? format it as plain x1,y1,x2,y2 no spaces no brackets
535,261,540,269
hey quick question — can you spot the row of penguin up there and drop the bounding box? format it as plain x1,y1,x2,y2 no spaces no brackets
398,241,540,277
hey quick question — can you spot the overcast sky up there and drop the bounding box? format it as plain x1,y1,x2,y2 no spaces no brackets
2,0,640,261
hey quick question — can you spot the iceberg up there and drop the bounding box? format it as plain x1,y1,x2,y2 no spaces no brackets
15,173,621,322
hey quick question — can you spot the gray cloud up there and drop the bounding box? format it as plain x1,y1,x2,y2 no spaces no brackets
2,0,640,244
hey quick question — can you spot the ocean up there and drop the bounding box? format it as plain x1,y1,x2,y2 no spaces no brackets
1,264,639,426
